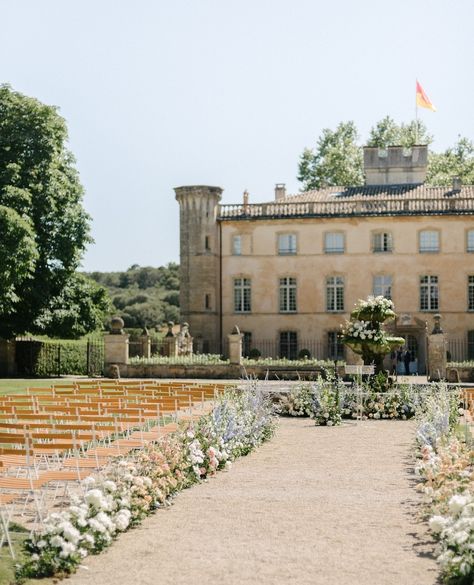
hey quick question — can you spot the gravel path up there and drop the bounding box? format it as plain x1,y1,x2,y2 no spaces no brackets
69,418,438,585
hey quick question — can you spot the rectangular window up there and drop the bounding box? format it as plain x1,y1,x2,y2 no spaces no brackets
420,275,439,311
204,235,210,251
242,331,252,357
278,234,297,255
279,331,298,360
327,331,344,360
205,294,211,310
324,232,345,254
373,275,393,299
373,232,393,253
467,230,474,253
469,331,474,360
419,230,439,253
326,276,344,312
469,276,474,311
232,235,242,255
279,277,297,312
233,278,251,313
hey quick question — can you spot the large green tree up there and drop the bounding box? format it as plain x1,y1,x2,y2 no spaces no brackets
426,137,474,187
0,205,38,314
367,116,433,148
35,273,112,339
0,85,96,338
298,117,470,190
297,121,364,190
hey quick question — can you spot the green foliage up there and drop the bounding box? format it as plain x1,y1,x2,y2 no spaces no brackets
297,116,471,190
367,116,433,148
86,263,180,329
34,274,112,339
0,84,91,338
0,205,38,313
426,136,474,187
297,121,364,190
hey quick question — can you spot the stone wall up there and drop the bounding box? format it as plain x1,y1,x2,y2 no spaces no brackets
112,362,341,380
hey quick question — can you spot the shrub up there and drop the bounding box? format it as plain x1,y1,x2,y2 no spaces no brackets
298,348,311,359
248,348,261,360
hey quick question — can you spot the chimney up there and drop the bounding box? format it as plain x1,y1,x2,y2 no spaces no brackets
452,176,462,192
363,145,428,185
275,183,286,201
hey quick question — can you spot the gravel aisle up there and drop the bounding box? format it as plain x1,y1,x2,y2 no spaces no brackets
69,418,438,585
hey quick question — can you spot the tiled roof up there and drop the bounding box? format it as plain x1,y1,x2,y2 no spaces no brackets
275,184,474,203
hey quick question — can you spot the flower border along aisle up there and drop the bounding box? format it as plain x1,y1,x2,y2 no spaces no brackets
414,385,474,584
16,388,276,580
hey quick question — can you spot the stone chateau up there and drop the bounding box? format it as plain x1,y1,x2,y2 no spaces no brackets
175,145,474,374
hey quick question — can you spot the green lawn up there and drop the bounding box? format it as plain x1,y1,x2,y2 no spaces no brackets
0,378,78,396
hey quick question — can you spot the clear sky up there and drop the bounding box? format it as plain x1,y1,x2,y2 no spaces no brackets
1,0,473,271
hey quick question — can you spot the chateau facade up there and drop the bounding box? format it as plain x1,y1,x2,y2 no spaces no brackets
175,146,474,374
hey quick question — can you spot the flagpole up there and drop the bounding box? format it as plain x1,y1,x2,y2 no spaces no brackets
415,79,419,143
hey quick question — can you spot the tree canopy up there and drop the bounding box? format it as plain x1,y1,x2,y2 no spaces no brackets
298,117,473,190
86,263,180,330
297,122,363,190
0,85,109,338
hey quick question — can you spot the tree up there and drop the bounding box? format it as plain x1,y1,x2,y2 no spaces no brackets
367,116,433,148
0,205,38,315
0,85,91,338
297,121,364,190
426,137,474,187
298,117,438,191
34,274,112,339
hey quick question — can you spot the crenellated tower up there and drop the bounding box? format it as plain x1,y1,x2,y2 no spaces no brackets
174,185,223,349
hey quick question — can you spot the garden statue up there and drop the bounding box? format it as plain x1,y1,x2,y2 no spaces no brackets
341,296,404,373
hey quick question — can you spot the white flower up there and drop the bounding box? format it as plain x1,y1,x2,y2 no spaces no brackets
449,495,469,515
61,522,81,545
85,489,108,510
103,480,117,493
59,541,76,558
50,535,65,548
429,515,447,534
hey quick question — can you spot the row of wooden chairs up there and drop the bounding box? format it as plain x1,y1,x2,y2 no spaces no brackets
0,379,230,557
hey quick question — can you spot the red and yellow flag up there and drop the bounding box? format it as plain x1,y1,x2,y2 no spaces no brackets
416,80,436,111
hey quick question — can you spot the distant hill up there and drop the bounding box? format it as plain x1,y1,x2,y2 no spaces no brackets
85,263,179,330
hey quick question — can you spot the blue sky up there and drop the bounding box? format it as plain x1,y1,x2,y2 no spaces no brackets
1,0,473,271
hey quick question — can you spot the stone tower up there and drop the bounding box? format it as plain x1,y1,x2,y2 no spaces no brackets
174,185,223,349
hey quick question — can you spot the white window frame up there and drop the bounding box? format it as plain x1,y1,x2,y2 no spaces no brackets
279,277,297,313
278,234,297,255
467,230,474,253
326,276,344,312
232,235,242,255
373,275,393,299
372,232,393,253
419,230,440,253
420,275,439,311
324,232,345,254
233,278,251,313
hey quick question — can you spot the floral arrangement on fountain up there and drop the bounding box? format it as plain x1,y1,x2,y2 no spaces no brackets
341,295,404,372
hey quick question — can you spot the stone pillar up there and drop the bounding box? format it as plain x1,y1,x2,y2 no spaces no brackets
227,325,243,365
164,336,179,357
0,339,17,376
139,328,151,359
427,314,447,381
104,317,129,376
